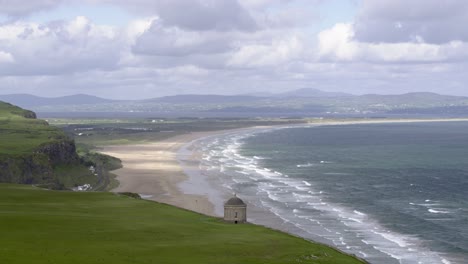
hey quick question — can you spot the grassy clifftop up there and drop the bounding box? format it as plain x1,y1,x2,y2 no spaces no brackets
0,101,67,155
0,101,113,189
0,184,366,264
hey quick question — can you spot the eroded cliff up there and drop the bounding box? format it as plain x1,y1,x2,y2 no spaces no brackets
0,101,92,188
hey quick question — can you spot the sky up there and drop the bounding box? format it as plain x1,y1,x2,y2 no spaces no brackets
0,0,467,99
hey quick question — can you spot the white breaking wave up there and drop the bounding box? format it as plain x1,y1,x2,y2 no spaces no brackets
191,127,455,264
428,209,451,214
297,163,315,168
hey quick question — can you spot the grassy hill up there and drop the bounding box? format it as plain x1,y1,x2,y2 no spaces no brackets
0,101,118,189
6,92,468,117
0,101,67,155
0,184,366,264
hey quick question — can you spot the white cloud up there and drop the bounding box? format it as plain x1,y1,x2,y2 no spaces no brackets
0,51,14,63
228,35,304,67
318,23,358,61
1,0,468,98
132,20,232,57
0,16,123,76
318,23,468,63
124,16,155,42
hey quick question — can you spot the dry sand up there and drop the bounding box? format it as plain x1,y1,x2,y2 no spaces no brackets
99,131,235,216
99,118,468,217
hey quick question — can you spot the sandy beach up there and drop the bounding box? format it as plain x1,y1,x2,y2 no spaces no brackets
99,118,468,217
99,130,242,216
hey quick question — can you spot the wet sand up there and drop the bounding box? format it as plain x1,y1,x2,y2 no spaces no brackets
99,118,468,217
99,130,242,216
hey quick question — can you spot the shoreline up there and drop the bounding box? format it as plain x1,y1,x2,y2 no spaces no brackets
99,128,258,216
99,116,468,215
99,118,468,263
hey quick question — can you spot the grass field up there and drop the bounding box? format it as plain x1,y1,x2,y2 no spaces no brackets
0,102,65,155
0,184,366,264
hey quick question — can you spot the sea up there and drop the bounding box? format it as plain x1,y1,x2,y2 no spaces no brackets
190,121,468,264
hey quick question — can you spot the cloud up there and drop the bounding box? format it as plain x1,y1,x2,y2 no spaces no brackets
0,0,64,16
228,35,304,67
154,0,257,32
0,51,14,63
96,0,257,32
132,19,232,57
318,23,358,61
318,23,468,63
354,0,468,44
0,16,123,76
1,0,468,99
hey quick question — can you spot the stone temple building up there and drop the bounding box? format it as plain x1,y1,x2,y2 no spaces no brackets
224,194,247,224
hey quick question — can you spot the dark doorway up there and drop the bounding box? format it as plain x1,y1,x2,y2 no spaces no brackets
235,221,238,224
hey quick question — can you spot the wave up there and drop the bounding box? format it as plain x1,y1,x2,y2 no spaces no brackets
302,181,312,186
191,127,455,264
409,200,454,215
297,163,315,168
428,209,451,214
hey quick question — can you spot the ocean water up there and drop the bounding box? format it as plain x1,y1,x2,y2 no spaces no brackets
196,122,468,264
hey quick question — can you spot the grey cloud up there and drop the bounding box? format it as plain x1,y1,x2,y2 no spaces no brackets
155,0,257,31
354,0,468,44
103,0,257,32
2,0,468,99
0,0,63,16
132,21,232,57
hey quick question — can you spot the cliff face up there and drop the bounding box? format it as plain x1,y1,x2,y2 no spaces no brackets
0,140,81,185
0,154,54,184
0,101,82,187
36,139,80,166
21,110,37,119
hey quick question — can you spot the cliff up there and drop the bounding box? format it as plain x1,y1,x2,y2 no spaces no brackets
0,101,88,188
0,140,80,184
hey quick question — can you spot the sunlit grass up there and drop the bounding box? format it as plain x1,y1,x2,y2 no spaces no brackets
0,184,366,264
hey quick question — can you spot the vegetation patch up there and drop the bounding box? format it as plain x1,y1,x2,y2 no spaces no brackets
117,192,141,199
0,101,117,190
0,184,366,264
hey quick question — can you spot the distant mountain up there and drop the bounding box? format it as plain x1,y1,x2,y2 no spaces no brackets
358,92,466,105
4,91,468,118
147,94,264,104
243,91,277,97
276,88,353,98
0,94,114,108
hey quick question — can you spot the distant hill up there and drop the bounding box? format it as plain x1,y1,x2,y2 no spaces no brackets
276,88,353,98
360,92,463,103
0,94,114,108
147,94,264,104
3,91,468,117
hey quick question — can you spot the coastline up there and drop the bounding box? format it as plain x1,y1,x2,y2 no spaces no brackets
99,118,468,263
99,128,259,216
99,117,468,218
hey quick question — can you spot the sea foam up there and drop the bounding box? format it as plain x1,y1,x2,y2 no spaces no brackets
193,128,456,264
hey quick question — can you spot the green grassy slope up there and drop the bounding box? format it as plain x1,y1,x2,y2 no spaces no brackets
0,102,66,155
0,184,366,264
0,101,113,189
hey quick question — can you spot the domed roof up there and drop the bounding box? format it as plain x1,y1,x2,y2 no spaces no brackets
225,195,246,206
